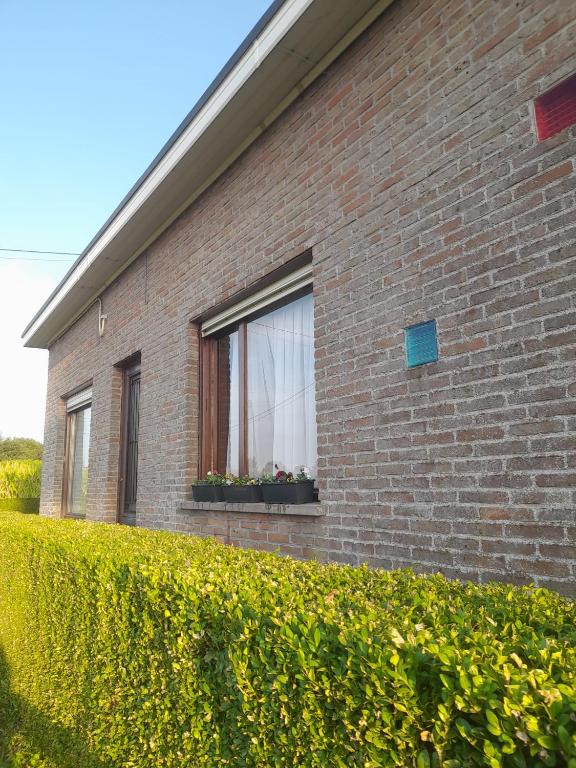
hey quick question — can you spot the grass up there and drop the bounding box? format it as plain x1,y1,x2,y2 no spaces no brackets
0,460,41,501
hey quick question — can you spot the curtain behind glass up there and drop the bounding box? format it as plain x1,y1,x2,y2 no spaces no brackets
220,331,240,475
68,406,91,518
247,293,316,478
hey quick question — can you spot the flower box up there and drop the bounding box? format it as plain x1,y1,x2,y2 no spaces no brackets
222,484,263,503
260,480,314,505
192,484,224,502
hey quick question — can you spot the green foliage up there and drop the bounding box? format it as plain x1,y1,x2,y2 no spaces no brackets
0,498,39,514
195,471,226,486
0,438,43,461
0,513,574,768
0,461,41,500
225,473,259,486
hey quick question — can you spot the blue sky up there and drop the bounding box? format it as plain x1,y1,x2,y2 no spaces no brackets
0,0,271,440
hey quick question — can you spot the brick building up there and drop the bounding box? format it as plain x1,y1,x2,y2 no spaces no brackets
24,0,576,595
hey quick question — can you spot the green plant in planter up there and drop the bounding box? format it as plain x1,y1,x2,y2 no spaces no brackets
193,470,225,486
274,469,294,482
204,471,225,486
192,470,226,501
271,466,314,483
222,474,262,502
260,465,315,503
226,474,259,486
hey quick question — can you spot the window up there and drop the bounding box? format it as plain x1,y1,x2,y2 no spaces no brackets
118,360,141,525
201,268,317,479
63,388,92,518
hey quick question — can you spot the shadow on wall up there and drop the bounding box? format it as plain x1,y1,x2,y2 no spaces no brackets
0,646,106,768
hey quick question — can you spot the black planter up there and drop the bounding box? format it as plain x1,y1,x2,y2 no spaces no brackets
192,484,224,502
260,481,315,505
222,484,263,503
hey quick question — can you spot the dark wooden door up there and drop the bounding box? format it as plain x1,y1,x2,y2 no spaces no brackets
119,364,140,525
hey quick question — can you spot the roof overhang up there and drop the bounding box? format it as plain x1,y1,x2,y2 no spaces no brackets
23,0,394,349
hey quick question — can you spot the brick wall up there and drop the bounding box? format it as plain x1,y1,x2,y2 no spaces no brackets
40,0,576,595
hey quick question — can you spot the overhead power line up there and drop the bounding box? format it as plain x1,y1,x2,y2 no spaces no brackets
0,255,75,262
0,247,81,256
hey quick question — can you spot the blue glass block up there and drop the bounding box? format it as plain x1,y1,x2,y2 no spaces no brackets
405,320,438,368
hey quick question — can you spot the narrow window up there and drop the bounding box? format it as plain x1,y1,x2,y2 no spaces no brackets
201,265,317,479
217,329,240,475
63,388,92,518
118,361,141,524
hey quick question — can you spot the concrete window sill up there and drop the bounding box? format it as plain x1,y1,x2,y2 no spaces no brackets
179,500,323,517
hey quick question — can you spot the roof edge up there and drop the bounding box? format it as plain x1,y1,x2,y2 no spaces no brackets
23,0,394,348
22,0,290,341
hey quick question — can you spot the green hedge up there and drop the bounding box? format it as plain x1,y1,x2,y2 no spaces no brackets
0,460,41,500
0,498,39,514
0,514,574,768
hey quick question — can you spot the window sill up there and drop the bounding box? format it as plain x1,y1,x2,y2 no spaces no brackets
179,500,323,517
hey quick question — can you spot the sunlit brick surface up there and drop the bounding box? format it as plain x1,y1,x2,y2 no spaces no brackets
40,0,576,595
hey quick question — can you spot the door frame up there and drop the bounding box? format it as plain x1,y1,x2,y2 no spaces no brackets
117,359,141,523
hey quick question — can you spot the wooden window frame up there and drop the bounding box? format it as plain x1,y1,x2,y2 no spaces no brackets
62,400,92,519
200,322,249,476
200,286,313,478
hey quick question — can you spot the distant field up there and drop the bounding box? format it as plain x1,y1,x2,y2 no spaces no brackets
0,460,41,514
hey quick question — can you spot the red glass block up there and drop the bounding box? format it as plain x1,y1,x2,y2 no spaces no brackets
535,72,576,141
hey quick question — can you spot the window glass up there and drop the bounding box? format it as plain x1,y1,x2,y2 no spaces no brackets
218,330,240,475
67,405,91,518
247,292,316,477
122,369,140,519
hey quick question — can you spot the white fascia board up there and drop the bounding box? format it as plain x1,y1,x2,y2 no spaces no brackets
22,0,315,348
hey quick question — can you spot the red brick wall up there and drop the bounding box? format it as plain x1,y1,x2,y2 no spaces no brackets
41,0,576,595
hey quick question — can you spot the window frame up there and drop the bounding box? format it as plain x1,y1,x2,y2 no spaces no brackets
200,320,247,476
62,392,92,519
117,359,141,523
200,285,314,478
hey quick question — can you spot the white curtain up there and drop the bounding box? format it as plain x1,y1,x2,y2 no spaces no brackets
226,331,240,475
246,292,317,478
